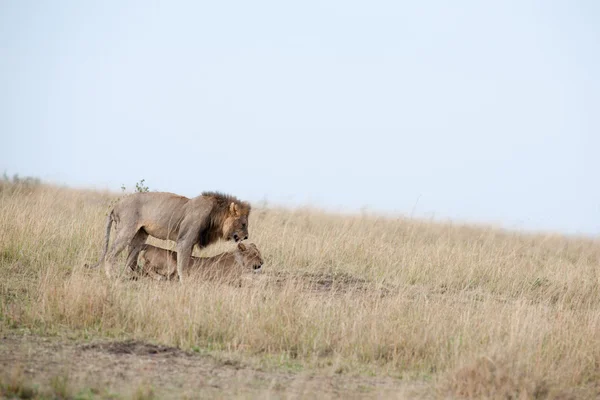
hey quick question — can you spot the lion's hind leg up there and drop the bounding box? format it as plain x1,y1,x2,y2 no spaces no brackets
126,229,149,273
104,224,138,279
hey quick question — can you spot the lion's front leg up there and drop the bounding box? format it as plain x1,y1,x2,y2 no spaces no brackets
176,239,195,283
176,215,208,284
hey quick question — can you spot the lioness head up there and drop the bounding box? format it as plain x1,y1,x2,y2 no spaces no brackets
235,242,263,272
222,201,251,242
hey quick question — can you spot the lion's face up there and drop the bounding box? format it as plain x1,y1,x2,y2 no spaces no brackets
222,202,250,242
236,242,263,272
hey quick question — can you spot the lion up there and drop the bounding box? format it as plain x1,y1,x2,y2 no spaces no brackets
137,242,264,284
87,191,251,282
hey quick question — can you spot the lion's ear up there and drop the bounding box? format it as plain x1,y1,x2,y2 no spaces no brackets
229,202,237,215
238,243,247,251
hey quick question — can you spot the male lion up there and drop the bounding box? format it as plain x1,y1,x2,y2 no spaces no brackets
137,242,263,284
88,191,251,282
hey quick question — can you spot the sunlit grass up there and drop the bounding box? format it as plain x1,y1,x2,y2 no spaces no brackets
1,181,599,397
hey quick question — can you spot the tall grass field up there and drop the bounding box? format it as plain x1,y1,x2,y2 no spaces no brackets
1,180,599,398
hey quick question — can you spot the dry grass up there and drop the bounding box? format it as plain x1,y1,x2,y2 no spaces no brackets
1,181,599,398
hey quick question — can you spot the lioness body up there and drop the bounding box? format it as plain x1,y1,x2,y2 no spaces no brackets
137,242,263,283
89,191,251,282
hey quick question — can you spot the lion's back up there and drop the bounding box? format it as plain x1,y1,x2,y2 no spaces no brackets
112,192,192,240
113,192,189,217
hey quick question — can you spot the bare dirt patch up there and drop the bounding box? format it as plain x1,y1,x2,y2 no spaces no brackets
0,333,429,399
256,270,396,295
81,340,184,357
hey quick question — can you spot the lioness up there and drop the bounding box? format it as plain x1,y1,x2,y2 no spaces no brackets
88,191,251,282
137,242,263,284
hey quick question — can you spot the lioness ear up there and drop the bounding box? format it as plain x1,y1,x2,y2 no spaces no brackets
238,243,247,251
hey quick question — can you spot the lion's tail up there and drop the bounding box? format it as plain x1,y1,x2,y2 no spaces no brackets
86,211,114,269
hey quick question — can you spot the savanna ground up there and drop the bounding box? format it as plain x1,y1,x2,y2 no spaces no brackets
1,179,599,399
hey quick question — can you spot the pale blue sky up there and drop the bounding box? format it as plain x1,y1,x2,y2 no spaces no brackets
1,1,599,235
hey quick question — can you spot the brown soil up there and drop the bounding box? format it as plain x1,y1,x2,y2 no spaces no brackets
0,333,430,399
258,270,397,296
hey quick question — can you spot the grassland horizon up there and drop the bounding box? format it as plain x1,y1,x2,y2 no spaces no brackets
1,179,599,398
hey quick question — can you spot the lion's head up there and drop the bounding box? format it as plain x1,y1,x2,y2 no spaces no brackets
222,201,251,242
234,242,263,272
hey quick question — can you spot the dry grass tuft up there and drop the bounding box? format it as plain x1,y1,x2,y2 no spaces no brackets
0,367,38,399
1,182,599,396
441,356,550,399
